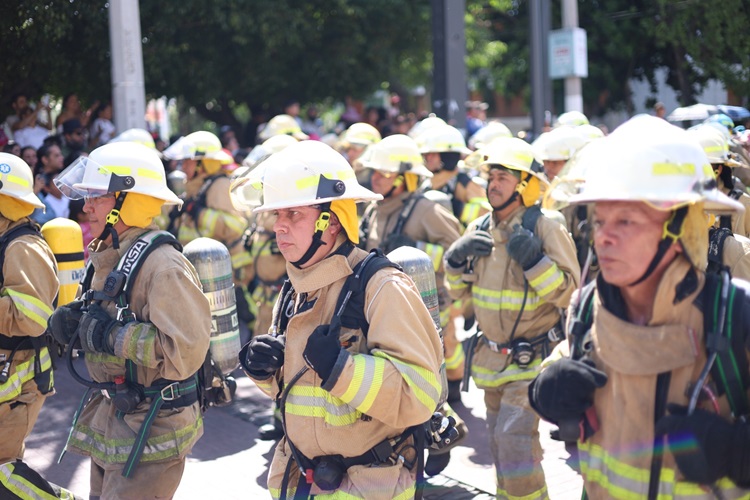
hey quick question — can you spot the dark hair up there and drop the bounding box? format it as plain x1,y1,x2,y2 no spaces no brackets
62,93,77,108
10,92,28,105
68,198,86,222
2,142,18,153
20,146,36,157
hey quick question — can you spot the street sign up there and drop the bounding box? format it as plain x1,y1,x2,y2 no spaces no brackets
549,28,588,79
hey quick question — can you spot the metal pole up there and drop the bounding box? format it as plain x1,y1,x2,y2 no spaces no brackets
562,0,583,113
431,0,468,129
530,0,546,138
109,0,146,132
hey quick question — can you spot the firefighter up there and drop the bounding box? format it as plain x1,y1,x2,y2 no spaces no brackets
234,140,443,499
48,142,211,499
444,137,580,499
529,115,750,499
163,130,254,326
0,153,58,477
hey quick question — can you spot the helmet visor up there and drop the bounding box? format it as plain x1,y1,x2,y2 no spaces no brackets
162,136,195,160
54,155,136,200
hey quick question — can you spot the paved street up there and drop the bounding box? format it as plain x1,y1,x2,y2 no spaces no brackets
24,352,583,499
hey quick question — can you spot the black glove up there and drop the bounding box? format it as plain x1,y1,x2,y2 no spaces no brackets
528,358,608,424
655,404,746,485
384,234,416,253
243,334,285,379
234,286,255,325
444,231,494,267
75,303,120,354
303,324,343,385
506,224,543,270
48,300,85,346
183,199,204,222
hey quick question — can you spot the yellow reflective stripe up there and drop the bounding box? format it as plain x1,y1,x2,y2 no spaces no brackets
471,358,541,388
497,484,548,500
472,286,542,312
439,307,451,328
446,272,469,291
0,462,60,500
178,226,200,244
99,165,161,180
652,162,696,176
339,354,385,414
252,376,273,394
419,242,444,272
296,170,355,190
222,213,248,235
69,415,202,464
200,210,220,235
84,352,124,364
313,484,416,500
5,174,31,189
231,250,253,269
269,486,296,499
445,342,464,371
2,289,53,328
527,263,564,298
0,348,52,403
374,351,441,412
286,385,361,426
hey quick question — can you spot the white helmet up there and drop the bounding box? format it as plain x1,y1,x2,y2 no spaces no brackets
341,123,381,147
574,124,605,144
416,124,471,155
468,121,513,150
407,115,446,139
533,127,586,162
359,134,433,178
231,141,381,213
479,137,549,206
556,110,589,128
242,134,299,168
687,125,731,164
562,115,742,214
55,142,182,207
0,153,44,209
109,128,156,149
163,130,233,164
258,114,309,141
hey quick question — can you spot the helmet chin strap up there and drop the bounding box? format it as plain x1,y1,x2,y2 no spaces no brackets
98,192,128,249
292,202,332,269
628,206,688,286
383,176,404,199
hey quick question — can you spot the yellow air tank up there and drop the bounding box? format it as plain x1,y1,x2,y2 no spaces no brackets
41,218,85,306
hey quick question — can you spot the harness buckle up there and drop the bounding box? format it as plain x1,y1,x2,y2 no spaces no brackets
160,382,180,401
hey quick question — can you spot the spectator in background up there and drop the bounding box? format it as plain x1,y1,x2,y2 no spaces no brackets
283,99,303,127
88,100,115,149
30,169,57,225
654,101,667,119
301,105,324,139
55,93,96,132
13,106,51,149
3,92,29,141
60,118,86,158
36,143,64,176
67,198,92,260
219,125,239,156
20,146,37,166
465,100,488,138
2,141,21,156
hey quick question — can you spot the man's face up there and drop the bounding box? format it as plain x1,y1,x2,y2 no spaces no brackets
42,145,64,173
543,160,567,180
369,170,400,197
65,129,85,149
272,205,338,267
346,145,365,164
423,152,442,173
83,192,117,239
12,96,28,114
486,167,519,209
22,148,37,167
592,201,673,287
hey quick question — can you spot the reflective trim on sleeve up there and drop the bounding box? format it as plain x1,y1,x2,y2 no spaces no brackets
526,260,564,299
339,354,385,414
497,484,548,500
2,289,54,329
472,286,542,312
445,342,464,371
285,384,362,426
374,351,442,412
0,348,53,403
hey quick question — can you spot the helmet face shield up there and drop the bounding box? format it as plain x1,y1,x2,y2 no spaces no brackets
229,166,265,210
162,136,195,160
54,155,136,200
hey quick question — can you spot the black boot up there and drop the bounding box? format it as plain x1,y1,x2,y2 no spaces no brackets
446,379,462,403
424,450,451,476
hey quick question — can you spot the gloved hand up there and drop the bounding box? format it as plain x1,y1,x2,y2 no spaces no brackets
655,404,740,485
75,303,120,354
48,300,85,346
506,224,543,270
528,358,608,424
303,324,343,385
444,230,494,267
384,234,416,253
244,334,285,378
183,199,204,222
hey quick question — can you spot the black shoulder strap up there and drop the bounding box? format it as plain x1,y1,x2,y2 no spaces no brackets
334,249,401,337
521,204,543,235
568,280,597,360
0,222,41,285
707,227,732,275
730,187,744,201
392,194,424,236
703,272,750,417
196,174,222,207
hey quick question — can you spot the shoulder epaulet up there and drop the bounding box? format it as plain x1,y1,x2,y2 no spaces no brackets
0,222,41,285
334,249,402,337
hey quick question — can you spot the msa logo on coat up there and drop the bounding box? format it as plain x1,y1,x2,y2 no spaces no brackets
122,240,148,274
